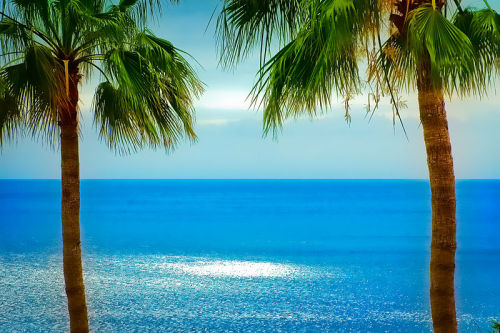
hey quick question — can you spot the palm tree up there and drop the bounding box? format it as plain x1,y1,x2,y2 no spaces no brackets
0,0,203,331
216,0,499,331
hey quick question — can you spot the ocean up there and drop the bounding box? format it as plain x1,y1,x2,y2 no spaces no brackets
0,180,498,332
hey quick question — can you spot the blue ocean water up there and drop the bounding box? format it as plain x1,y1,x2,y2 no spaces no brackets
0,180,498,332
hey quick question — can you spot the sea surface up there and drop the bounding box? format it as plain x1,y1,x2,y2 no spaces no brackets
0,180,498,332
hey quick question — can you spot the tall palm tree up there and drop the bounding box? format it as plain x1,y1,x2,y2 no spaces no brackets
216,0,499,331
0,0,203,331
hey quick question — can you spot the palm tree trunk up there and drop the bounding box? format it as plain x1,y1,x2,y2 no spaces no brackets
60,107,89,332
417,59,457,333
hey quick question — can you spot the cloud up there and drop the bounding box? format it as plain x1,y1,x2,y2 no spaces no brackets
197,118,240,126
354,92,500,123
196,89,253,111
80,85,498,125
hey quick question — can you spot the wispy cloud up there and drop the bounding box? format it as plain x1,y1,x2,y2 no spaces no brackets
197,118,241,126
79,85,498,125
196,89,253,111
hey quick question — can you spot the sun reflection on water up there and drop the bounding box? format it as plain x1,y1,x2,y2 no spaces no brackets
169,260,296,278
148,258,298,278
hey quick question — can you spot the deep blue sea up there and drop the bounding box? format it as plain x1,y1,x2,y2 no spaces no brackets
0,180,498,332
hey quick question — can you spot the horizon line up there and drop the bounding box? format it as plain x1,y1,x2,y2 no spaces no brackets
1,178,499,181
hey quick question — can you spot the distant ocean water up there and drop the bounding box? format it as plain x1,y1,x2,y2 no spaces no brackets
0,180,498,332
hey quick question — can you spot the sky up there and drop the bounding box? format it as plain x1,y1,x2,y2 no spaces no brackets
0,0,499,179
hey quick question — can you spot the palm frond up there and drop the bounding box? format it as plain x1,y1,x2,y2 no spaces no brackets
92,33,202,152
0,45,63,145
117,0,162,27
469,8,499,81
0,72,23,144
0,17,31,57
216,0,302,67
382,4,477,95
251,0,368,134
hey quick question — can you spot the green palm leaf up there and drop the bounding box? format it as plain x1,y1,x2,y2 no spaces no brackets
250,0,369,134
216,0,302,66
0,0,202,151
454,8,500,87
406,4,475,93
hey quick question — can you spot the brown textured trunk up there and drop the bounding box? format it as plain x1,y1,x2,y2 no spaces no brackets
59,62,89,333
417,59,457,333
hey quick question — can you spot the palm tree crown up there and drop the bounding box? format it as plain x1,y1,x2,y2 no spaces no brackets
0,0,203,151
216,0,499,132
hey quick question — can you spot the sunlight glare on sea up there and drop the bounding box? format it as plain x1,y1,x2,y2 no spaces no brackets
159,259,297,278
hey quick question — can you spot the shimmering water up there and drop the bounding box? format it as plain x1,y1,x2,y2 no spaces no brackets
0,180,499,332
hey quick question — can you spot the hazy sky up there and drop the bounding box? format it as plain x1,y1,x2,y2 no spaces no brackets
1,0,499,179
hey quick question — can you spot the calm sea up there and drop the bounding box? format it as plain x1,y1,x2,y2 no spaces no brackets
0,180,498,332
